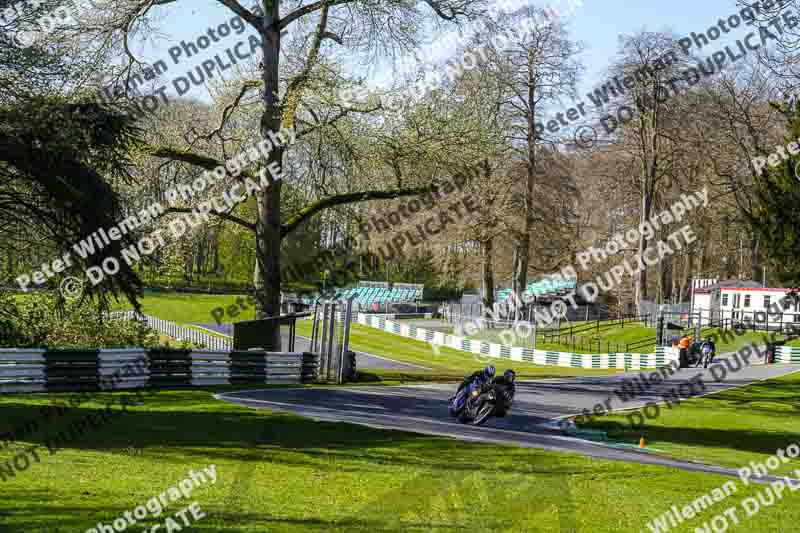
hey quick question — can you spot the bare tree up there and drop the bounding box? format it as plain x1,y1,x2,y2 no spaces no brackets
482,6,581,318
602,32,690,307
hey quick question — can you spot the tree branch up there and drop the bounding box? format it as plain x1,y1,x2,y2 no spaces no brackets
165,206,256,231
278,0,352,30
296,102,383,140
281,185,435,238
216,0,264,31
140,143,260,182
281,0,332,130
201,79,263,141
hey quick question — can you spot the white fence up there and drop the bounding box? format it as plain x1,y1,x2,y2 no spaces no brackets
112,311,232,350
357,313,678,370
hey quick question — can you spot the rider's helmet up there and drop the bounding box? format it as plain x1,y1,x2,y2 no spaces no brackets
503,369,516,383
483,365,496,380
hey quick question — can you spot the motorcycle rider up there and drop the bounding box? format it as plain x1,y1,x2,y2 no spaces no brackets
456,365,496,395
491,369,516,416
700,337,716,368
678,335,693,368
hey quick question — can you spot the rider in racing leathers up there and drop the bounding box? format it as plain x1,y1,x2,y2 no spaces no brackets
456,365,496,395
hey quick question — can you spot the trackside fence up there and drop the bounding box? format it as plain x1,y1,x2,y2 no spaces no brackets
0,348,318,394
111,311,232,350
775,345,800,364
357,313,678,370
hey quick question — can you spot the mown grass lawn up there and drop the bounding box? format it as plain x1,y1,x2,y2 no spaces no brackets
2,388,800,532
577,368,800,476
113,291,256,326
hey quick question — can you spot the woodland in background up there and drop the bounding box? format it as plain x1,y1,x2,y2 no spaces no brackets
1,0,800,323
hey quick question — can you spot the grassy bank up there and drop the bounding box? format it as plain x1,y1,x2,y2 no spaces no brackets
2,389,800,532
577,368,800,475
113,292,255,326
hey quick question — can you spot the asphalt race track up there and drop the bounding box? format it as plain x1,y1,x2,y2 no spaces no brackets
194,322,429,371
217,356,800,481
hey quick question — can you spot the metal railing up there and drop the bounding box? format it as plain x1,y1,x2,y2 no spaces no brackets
111,311,232,350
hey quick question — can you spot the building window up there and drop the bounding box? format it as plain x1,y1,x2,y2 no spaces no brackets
722,294,729,306
764,296,771,310
785,299,792,310
734,294,741,308
744,295,751,308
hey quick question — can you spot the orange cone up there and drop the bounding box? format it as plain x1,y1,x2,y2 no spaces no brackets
639,436,646,449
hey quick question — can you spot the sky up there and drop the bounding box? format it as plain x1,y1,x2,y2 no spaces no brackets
128,0,759,109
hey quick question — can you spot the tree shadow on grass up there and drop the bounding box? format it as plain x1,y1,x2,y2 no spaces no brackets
0,389,561,475
0,389,584,532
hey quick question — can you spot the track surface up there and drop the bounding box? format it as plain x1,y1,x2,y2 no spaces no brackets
218,355,800,481
194,322,428,371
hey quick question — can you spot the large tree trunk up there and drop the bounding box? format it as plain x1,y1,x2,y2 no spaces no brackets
660,253,672,304
511,236,529,320
511,65,538,320
751,233,762,284
634,191,653,307
253,0,284,350
680,246,694,303
481,238,495,314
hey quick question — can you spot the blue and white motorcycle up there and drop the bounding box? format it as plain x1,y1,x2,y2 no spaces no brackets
449,380,497,426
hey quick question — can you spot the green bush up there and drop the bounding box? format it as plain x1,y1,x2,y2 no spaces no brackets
2,292,159,349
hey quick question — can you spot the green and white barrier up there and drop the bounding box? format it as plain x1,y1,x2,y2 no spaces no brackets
0,348,311,394
356,313,677,370
775,345,800,364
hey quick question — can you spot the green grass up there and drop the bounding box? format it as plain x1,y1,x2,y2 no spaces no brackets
2,388,800,532
293,320,618,382
577,368,800,475
464,321,655,353
113,291,255,326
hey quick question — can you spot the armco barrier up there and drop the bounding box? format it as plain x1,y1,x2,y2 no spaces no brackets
99,349,148,390
775,345,800,364
0,349,46,393
356,313,679,370
45,348,99,392
0,348,315,394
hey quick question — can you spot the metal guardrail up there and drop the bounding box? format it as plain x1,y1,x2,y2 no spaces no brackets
111,311,232,350
0,348,314,394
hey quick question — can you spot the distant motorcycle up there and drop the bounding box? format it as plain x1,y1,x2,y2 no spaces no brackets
701,344,716,368
688,342,704,367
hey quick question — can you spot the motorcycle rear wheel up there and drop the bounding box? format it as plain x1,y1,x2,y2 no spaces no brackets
471,402,495,426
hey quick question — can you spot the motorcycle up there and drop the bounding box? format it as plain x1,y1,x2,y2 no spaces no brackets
701,345,715,368
688,342,704,367
448,383,470,418
450,381,500,426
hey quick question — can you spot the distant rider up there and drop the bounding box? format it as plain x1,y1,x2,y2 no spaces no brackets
678,335,693,368
700,337,716,368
